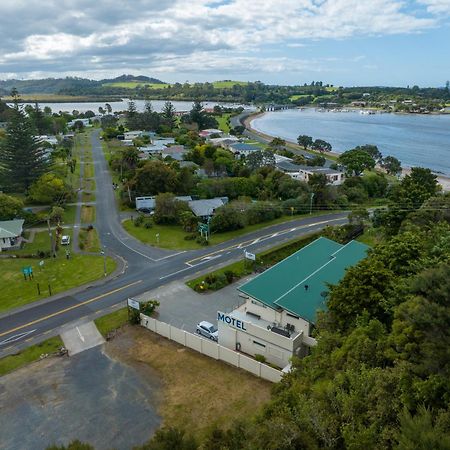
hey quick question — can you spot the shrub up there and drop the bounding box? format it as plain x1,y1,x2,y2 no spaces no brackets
209,273,228,290
134,215,144,226
255,354,266,363
196,235,209,246
224,270,235,283
184,233,197,240
143,221,153,229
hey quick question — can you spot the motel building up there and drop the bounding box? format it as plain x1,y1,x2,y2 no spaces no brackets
217,237,369,369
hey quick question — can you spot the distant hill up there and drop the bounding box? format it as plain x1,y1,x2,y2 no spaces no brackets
103,74,165,84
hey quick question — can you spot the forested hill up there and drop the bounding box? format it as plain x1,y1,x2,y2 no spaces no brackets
0,75,166,95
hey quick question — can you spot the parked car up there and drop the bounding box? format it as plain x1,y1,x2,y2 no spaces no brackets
196,321,218,341
61,235,70,245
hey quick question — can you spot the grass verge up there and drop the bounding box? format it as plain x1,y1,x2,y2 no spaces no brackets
78,227,100,252
81,191,95,203
0,254,116,313
94,308,128,337
0,337,64,377
80,205,96,223
187,232,320,292
84,163,94,178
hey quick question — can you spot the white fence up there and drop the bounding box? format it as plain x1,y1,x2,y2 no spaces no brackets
140,314,283,383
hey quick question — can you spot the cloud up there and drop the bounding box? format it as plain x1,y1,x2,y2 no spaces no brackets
418,0,450,14
0,0,441,80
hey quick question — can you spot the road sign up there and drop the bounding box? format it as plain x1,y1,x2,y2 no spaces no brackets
127,298,140,310
22,266,33,275
39,260,44,267
244,251,256,261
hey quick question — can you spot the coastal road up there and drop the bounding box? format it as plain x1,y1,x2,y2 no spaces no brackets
0,129,347,356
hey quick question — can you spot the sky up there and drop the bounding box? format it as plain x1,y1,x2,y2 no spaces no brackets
0,0,449,86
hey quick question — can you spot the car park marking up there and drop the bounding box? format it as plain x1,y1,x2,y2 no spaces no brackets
0,280,143,339
0,329,36,346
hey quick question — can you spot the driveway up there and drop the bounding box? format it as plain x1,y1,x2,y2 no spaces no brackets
0,345,162,450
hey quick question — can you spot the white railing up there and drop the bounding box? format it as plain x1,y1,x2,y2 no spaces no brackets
140,314,283,383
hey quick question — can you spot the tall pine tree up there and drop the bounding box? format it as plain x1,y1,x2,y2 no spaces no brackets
0,90,48,192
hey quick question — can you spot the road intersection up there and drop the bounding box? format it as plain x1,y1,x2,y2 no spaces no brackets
0,130,347,356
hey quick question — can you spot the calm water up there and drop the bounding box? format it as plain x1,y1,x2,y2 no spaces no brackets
15,99,247,114
251,109,450,176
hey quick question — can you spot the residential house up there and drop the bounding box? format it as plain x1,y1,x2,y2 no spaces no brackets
0,219,25,251
276,160,345,185
229,142,261,158
188,197,228,219
199,129,225,139
67,118,90,128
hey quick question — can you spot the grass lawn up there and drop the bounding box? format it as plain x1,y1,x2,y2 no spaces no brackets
78,227,100,252
212,80,247,88
357,227,383,247
123,214,312,250
81,191,95,203
62,205,77,225
0,337,64,377
80,205,96,223
130,327,271,438
83,163,94,178
216,113,231,133
82,178,96,191
0,254,116,313
94,308,128,337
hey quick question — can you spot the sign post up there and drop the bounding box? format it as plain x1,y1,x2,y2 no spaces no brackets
127,298,140,310
244,251,256,261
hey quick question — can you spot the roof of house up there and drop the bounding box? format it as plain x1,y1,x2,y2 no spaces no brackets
238,237,369,323
188,197,228,217
276,160,342,175
0,219,25,239
229,143,261,153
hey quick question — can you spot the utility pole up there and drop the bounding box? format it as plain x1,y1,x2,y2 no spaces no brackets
309,192,315,215
101,247,107,277
47,218,56,258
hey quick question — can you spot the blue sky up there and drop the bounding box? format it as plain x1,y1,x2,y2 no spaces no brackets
0,0,449,86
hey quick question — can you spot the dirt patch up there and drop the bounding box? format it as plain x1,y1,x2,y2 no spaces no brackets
107,326,272,438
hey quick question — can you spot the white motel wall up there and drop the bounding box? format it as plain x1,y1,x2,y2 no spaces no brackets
140,314,283,383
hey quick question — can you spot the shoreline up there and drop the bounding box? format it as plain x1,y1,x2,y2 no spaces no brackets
246,111,450,192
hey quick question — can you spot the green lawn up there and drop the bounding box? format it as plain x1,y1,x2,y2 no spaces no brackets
212,80,247,88
0,254,116,313
123,213,325,250
94,308,128,337
83,163,94,178
290,94,312,100
13,229,74,256
0,337,64,377
217,113,231,133
62,205,77,224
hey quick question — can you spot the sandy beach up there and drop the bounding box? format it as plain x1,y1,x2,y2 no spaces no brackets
245,112,450,192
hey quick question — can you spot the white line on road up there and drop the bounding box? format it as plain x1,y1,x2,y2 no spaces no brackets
76,326,85,343
0,329,36,346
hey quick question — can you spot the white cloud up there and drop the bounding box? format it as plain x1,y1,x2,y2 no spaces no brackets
418,0,450,14
0,0,441,79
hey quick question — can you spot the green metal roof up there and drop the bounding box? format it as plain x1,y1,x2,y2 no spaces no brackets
0,219,24,239
238,237,369,323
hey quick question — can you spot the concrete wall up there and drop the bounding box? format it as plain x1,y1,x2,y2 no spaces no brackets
140,314,283,383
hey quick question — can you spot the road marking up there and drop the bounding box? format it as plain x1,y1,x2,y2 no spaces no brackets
0,280,143,339
0,329,36,346
76,326,85,343
185,217,345,266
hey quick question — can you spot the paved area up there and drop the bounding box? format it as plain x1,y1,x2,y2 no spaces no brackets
61,321,105,355
135,275,256,333
0,345,161,450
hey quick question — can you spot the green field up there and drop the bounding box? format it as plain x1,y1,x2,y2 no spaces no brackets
0,337,64,377
13,230,73,256
212,80,247,88
289,94,312,100
103,82,170,89
216,113,232,133
0,254,116,313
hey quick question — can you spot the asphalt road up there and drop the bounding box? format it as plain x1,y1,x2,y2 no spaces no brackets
0,129,347,356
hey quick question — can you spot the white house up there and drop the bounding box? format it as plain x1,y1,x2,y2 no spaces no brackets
276,160,345,185
217,238,369,367
0,219,24,251
67,118,90,128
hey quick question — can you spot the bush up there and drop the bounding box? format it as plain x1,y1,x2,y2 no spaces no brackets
184,233,197,241
134,215,144,226
209,273,228,290
224,270,235,283
143,221,153,229
196,235,209,246
255,354,266,363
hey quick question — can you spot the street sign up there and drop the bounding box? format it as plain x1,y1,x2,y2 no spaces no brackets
22,266,33,275
244,251,256,261
127,298,140,310
39,260,44,267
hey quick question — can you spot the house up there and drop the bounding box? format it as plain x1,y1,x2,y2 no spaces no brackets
276,160,345,185
199,129,224,139
0,219,25,251
160,145,186,161
209,136,240,148
140,138,176,155
124,130,143,140
188,197,228,219
217,237,369,368
135,196,193,212
67,118,90,128
229,143,261,158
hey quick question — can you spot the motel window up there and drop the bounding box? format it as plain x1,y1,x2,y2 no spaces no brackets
286,312,300,320
253,340,266,348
